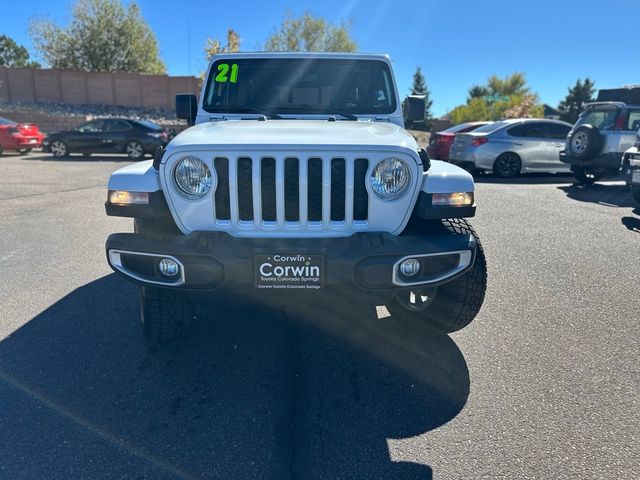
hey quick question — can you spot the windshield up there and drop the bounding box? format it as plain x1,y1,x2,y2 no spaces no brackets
472,121,509,133
203,58,397,116
576,107,619,130
136,119,162,130
442,122,489,134
0,117,16,125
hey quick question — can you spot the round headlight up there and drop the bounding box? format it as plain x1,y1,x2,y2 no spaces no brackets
370,158,411,200
174,156,213,198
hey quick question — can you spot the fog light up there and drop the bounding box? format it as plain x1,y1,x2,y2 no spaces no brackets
399,258,421,277
158,258,179,277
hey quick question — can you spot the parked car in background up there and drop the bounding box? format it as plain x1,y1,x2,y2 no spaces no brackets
427,121,491,160
43,118,169,160
0,117,45,155
448,118,573,177
621,129,640,203
560,87,640,185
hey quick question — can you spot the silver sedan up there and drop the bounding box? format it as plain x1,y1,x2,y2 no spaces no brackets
448,118,573,177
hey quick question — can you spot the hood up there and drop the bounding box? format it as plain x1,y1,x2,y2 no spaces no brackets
168,120,418,152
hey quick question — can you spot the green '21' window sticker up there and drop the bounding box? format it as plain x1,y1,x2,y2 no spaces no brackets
215,63,238,83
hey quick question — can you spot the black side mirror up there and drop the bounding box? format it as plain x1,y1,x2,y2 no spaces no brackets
403,95,426,122
176,94,197,126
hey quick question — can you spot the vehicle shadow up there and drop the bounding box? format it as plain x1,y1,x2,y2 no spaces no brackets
621,209,640,232
557,183,636,208
474,172,579,185
0,274,469,479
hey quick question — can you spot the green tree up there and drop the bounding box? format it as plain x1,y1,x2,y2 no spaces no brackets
467,84,489,101
204,29,241,62
448,72,542,123
0,35,40,68
409,67,434,130
487,72,530,97
29,0,165,73
264,12,357,52
558,78,596,124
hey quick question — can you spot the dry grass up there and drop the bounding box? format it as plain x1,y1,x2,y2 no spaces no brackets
409,130,431,149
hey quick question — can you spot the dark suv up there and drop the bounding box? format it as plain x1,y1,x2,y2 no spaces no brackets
560,87,640,185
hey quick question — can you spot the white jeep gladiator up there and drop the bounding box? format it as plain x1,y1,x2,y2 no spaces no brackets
104,53,487,343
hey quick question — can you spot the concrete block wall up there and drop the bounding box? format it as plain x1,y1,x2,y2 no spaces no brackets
0,67,200,110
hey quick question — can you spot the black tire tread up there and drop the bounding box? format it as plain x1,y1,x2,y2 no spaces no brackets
139,287,193,344
388,218,487,333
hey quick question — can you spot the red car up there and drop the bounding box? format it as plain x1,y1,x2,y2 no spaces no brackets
427,121,491,160
0,117,45,155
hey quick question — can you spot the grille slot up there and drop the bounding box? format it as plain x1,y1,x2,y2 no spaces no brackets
214,157,230,220
353,158,369,221
307,158,323,222
330,158,346,221
261,157,277,222
237,157,253,221
284,158,299,221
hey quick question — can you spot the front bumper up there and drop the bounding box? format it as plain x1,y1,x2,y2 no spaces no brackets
560,151,622,170
623,150,640,185
106,231,477,294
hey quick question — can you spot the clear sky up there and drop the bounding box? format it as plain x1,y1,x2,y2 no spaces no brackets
1,0,636,117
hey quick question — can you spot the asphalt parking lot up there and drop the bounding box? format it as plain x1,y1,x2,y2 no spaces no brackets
1,152,638,479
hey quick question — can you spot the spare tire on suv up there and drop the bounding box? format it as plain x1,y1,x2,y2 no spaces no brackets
568,124,603,160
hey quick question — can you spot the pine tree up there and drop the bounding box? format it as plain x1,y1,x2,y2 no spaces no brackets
558,78,596,124
410,67,433,130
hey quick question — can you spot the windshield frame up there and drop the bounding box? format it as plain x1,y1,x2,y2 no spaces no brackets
201,57,398,117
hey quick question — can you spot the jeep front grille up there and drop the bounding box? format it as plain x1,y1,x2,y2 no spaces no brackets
212,156,369,228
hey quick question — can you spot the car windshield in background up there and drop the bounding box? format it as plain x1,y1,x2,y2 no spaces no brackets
0,117,16,125
472,121,509,133
136,119,162,130
576,108,619,130
203,58,397,115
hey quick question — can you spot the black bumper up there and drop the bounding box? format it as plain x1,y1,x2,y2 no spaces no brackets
560,151,622,170
106,231,477,294
623,150,640,185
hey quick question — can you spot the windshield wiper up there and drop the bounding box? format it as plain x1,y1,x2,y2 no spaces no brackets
233,108,283,119
323,109,358,121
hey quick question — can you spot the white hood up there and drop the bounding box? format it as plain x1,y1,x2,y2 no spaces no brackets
168,120,419,152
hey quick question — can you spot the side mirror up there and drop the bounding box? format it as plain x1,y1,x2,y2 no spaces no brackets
176,94,197,126
403,95,426,123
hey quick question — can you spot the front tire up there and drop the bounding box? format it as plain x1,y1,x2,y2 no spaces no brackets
50,140,68,158
385,218,487,334
493,152,521,178
125,140,145,160
138,287,194,343
632,186,640,204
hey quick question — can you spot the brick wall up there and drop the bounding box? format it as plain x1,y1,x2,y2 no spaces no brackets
0,67,200,110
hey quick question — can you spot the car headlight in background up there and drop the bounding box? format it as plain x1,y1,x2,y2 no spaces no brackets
370,158,411,200
432,192,474,206
174,156,213,198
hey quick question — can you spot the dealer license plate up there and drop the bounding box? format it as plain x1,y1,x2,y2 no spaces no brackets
29,139,37,143
632,169,640,184
255,254,323,290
